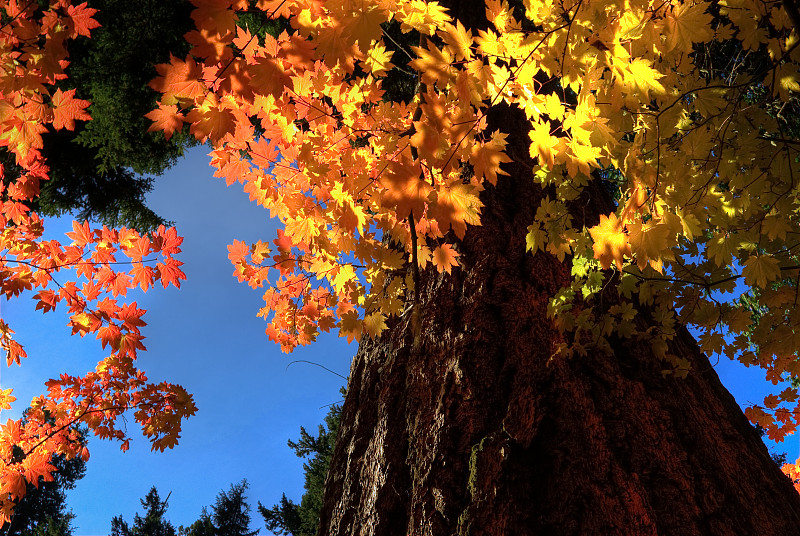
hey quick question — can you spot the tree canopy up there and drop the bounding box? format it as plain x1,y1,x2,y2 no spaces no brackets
1,0,196,231
111,487,177,536
5,0,800,525
145,0,800,450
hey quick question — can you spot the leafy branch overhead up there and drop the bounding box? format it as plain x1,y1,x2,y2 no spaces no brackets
5,0,800,524
0,1,194,524
146,0,800,474
148,0,800,452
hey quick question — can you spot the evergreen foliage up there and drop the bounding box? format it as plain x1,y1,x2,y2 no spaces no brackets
3,0,197,231
179,480,257,536
208,481,258,536
177,508,214,536
260,396,342,536
111,487,177,536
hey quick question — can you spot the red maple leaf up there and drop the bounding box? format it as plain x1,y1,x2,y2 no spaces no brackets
66,2,101,38
50,89,91,131
228,239,250,264
157,258,186,288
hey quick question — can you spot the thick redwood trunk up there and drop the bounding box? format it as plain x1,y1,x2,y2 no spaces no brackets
318,9,800,531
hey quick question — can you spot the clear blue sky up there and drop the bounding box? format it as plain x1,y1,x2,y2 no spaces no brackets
1,146,797,535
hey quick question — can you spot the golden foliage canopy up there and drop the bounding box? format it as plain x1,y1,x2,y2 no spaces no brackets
5,0,800,520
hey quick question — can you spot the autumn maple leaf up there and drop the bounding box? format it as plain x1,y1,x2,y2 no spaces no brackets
471,131,512,185
228,239,250,264
589,213,630,271
431,244,459,274
149,55,206,102
50,89,91,131
379,157,432,220
66,2,101,38
145,104,185,140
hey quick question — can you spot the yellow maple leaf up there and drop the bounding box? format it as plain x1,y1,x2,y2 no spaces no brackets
364,42,394,76
676,209,702,241
363,311,387,338
285,215,320,248
471,131,512,185
762,213,791,241
485,0,513,33
627,221,674,272
773,62,800,102
743,254,781,289
0,388,15,411
338,312,362,344
409,40,453,87
664,1,714,53
622,58,665,98
589,213,630,270
529,120,559,168
397,0,451,35
543,93,565,121
439,20,472,61
706,232,739,267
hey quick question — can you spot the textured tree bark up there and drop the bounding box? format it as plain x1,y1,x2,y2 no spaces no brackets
317,5,800,533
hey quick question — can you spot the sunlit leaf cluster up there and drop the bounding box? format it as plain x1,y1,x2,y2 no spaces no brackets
0,0,194,522
5,0,800,519
146,0,800,481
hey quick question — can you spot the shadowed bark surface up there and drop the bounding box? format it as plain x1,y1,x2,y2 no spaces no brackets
317,4,800,532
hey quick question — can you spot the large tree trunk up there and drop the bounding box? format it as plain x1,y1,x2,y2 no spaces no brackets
317,6,800,531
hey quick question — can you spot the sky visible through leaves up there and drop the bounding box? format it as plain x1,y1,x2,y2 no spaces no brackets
1,146,351,535
0,146,793,535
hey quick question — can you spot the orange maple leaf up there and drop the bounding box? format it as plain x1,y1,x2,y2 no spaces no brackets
145,104,186,140
431,244,459,274
186,95,237,144
428,182,482,239
149,55,206,102
379,157,432,220
0,472,26,500
589,213,630,270
50,89,91,131
66,2,101,38
156,258,186,289
6,118,47,158
190,0,238,36
249,56,288,99
228,239,250,264
66,220,95,248
410,40,453,88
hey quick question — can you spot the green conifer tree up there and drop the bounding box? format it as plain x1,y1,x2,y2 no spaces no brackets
111,487,177,536
1,0,196,231
3,449,86,536
179,480,257,536
260,396,342,536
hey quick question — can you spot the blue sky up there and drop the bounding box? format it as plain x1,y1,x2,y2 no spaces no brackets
1,145,798,535
2,146,353,535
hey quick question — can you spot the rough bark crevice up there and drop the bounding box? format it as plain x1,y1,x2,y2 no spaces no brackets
318,9,800,531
